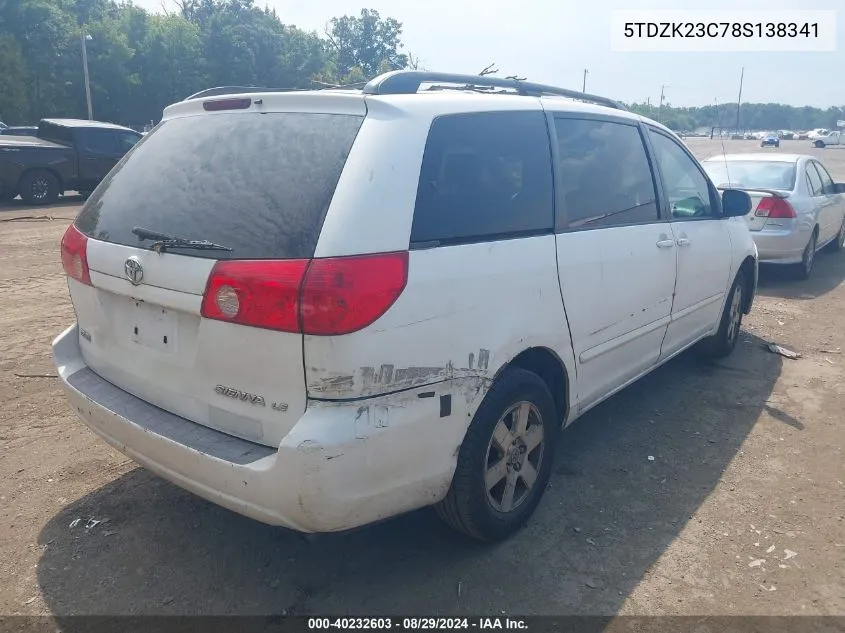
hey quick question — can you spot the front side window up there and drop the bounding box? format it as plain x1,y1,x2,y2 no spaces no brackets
554,117,658,229
116,131,141,153
650,130,716,219
83,129,117,154
411,111,554,245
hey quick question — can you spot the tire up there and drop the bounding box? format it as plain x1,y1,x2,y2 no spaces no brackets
829,218,845,253
815,141,825,148
19,170,59,205
795,231,817,280
700,274,746,359
435,368,556,542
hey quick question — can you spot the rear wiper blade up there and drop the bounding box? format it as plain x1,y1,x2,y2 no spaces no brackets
131,226,232,252
150,238,233,252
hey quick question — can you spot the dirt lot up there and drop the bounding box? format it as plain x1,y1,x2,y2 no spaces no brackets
1,140,844,620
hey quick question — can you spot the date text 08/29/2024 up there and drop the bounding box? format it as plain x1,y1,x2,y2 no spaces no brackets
307,617,528,631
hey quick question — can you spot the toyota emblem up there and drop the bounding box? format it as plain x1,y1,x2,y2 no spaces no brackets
124,257,144,285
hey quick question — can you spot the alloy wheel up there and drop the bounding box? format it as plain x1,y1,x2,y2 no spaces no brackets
484,401,546,513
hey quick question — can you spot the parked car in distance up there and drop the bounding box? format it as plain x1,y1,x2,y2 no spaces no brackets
808,128,830,140
0,118,142,204
53,70,758,542
813,131,842,148
702,153,845,279
0,126,38,137
761,134,780,148
778,130,795,140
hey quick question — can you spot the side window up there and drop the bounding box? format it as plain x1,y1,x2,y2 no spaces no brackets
116,132,141,153
410,111,554,245
806,163,824,197
650,130,716,219
83,129,117,154
812,161,835,194
554,117,658,228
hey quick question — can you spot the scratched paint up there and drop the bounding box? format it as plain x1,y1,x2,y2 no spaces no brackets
309,352,495,399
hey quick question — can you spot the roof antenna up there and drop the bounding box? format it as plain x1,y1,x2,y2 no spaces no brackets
478,63,498,76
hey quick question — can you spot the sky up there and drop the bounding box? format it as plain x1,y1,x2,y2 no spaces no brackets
132,0,845,108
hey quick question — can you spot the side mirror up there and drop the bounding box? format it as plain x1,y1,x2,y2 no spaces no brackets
832,183,845,194
721,189,752,218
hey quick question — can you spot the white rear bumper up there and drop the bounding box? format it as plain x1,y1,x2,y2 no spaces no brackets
53,324,468,533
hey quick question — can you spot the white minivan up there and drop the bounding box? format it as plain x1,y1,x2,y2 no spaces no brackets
54,71,758,542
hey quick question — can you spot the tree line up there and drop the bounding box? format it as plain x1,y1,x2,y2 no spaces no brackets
0,0,413,127
1,0,843,132
629,101,845,133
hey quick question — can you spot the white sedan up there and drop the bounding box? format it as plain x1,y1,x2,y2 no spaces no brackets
702,153,845,279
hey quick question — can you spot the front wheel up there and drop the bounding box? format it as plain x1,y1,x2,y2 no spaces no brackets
435,368,556,542
815,141,825,148
700,275,745,359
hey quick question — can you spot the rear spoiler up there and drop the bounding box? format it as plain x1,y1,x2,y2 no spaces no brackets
714,186,789,198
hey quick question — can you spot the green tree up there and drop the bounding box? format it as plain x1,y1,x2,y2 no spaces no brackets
325,9,408,82
0,34,29,122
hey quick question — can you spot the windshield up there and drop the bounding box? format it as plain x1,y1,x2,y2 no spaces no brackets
703,160,796,191
75,111,364,260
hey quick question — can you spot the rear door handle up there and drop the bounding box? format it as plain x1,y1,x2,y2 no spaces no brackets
676,238,691,247
656,239,675,248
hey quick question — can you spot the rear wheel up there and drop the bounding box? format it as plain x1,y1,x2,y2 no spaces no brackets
795,232,817,280
829,218,845,253
435,368,556,542
700,274,745,359
19,170,59,205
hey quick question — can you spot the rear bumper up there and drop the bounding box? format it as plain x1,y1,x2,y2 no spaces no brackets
751,226,809,265
53,324,467,533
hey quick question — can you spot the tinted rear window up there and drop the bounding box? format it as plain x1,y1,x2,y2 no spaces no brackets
702,160,796,191
75,112,364,260
410,111,554,245
39,122,74,145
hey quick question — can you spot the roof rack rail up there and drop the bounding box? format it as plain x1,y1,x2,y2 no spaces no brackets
362,70,627,111
183,86,292,101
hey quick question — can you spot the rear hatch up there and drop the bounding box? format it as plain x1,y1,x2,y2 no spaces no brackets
63,103,365,447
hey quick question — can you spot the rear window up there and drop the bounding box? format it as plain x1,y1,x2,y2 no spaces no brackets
703,160,796,191
39,122,74,145
75,112,364,260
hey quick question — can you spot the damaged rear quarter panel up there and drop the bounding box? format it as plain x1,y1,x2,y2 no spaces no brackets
303,236,576,419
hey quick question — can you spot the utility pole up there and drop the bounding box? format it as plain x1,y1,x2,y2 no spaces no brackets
734,66,744,135
81,32,93,120
582,68,588,92
712,97,719,139
658,84,668,123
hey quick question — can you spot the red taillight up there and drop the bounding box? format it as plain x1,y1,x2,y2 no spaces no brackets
301,252,409,335
60,224,91,285
203,98,251,111
200,252,409,335
201,260,309,332
755,197,796,219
